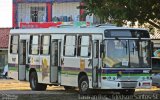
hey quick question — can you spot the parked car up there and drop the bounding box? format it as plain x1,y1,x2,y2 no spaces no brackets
152,73,160,88
1,64,8,79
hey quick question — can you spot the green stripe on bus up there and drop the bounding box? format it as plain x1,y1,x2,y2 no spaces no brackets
9,67,18,71
61,71,92,76
101,73,151,76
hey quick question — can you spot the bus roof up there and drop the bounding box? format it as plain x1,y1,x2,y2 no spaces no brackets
10,27,148,34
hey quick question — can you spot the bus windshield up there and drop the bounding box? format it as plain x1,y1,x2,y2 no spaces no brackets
103,39,150,68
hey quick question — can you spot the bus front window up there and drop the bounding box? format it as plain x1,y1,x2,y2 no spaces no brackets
103,39,150,68
104,40,129,68
129,40,139,68
130,40,150,68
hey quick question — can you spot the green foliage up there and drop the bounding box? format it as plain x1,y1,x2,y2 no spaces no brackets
80,0,160,29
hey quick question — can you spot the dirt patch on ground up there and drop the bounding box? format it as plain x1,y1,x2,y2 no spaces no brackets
0,79,160,100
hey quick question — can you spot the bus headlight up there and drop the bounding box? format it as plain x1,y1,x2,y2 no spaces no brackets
146,76,151,80
142,76,151,80
142,77,146,80
107,76,111,80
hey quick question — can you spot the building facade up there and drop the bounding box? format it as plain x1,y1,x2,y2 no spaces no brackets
0,28,10,72
13,0,96,28
0,0,97,72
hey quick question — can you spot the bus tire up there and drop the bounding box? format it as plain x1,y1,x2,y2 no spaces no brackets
78,76,90,94
40,84,47,90
64,86,75,91
30,71,47,91
120,89,135,95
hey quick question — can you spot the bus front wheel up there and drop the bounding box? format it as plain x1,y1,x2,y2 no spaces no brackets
64,86,75,91
29,71,47,91
78,76,90,94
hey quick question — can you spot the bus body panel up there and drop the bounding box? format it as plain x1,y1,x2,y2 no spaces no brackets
40,55,50,83
61,57,93,87
61,57,80,87
51,34,64,40
8,54,19,80
28,55,51,84
20,35,30,40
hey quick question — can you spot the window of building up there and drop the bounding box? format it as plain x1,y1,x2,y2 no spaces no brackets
41,35,50,55
64,35,76,56
77,35,91,57
29,35,39,55
10,35,19,54
31,7,45,22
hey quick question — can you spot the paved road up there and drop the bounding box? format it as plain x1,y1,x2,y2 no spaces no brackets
0,79,160,100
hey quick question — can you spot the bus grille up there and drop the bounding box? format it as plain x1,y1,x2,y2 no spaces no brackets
121,82,137,88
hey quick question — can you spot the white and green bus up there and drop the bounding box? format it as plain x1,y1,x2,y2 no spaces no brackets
8,26,152,94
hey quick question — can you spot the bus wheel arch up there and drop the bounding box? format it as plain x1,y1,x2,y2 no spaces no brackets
78,72,90,94
29,68,47,91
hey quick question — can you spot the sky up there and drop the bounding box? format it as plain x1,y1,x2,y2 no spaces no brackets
0,0,12,28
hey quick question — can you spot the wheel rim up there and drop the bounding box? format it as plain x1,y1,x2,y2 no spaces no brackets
81,81,88,92
31,75,37,88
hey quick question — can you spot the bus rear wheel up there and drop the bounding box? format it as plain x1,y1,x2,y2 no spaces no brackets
78,76,90,94
30,71,47,91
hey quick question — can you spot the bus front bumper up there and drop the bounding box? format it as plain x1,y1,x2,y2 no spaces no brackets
100,80,152,89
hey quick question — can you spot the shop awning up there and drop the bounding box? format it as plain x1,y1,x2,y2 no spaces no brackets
13,0,55,3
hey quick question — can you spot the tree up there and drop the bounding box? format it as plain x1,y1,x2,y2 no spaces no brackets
80,0,160,29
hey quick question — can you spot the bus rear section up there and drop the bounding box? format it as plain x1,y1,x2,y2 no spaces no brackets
8,33,62,91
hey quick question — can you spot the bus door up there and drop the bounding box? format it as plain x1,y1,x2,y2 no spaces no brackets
18,40,27,81
92,40,101,88
50,39,61,83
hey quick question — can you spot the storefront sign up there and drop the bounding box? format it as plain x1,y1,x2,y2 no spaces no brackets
20,22,91,28
13,0,55,3
20,22,62,28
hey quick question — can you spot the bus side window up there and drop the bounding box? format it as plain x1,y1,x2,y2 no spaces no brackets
63,35,76,56
10,35,19,54
78,35,91,57
29,35,39,55
40,35,50,55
